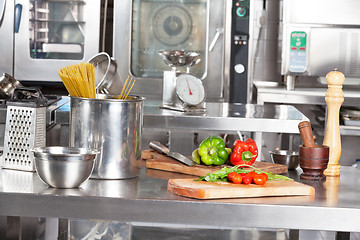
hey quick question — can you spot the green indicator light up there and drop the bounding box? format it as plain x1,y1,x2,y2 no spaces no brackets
236,7,246,17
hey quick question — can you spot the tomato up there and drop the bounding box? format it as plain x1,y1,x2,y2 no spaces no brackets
245,171,257,183
232,174,242,184
253,174,267,185
227,172,242,184
259,173,268,181
242,175,252,185
227,172,237,182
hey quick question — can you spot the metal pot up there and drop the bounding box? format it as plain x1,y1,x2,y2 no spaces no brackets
0,73,23,99
69,94,144,179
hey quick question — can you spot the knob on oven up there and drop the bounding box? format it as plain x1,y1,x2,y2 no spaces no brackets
234,64,245,74
236,6,247,18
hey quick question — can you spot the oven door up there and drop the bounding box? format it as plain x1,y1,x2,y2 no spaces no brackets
14,0,100,82
113,0,229,101
0,0,14,76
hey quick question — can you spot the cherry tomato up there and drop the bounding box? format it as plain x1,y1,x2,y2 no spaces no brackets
232,174,242,184
259,173,268,181
242,175,252,185
239,173,246,177
253,174,267,185
246,171,257,183
227,172,242,184
227,172,237,182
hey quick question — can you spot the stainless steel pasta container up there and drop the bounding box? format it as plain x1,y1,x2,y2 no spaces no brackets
69,95,144,179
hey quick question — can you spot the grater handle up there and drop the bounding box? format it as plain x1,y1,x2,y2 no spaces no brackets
8,87,48,107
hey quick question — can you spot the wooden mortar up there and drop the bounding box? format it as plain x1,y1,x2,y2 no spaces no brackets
299,145,329,180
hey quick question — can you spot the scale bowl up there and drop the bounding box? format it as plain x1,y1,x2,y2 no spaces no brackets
158,50,200,68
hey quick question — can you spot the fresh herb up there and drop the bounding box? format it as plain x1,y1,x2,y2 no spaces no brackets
197,164,293,182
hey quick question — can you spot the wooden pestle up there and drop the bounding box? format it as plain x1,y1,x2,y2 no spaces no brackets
298,121,316,147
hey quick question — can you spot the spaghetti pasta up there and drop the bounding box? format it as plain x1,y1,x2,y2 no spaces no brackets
119,76,136,100
58,63,97,99
58,63,136,99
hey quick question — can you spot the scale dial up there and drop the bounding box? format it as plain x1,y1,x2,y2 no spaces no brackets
175,74,205,106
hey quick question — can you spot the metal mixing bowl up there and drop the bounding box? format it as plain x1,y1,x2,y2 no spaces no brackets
32,146,99,188
270,150,299,170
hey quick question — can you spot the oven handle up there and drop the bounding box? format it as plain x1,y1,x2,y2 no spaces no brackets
209,27,224,52
14,3,22,33
0,0,5,25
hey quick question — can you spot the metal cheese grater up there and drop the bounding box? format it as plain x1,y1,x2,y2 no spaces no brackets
1,87,47,172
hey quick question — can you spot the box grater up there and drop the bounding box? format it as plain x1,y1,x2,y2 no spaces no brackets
1,87,47,172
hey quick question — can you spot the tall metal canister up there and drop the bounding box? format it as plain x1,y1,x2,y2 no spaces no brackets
69,95,144,179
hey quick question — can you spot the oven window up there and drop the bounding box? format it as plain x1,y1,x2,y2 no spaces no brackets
131,0,207,79
29,0,85,60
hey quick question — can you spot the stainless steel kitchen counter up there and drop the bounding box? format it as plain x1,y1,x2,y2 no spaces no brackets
54,98,308,158
0,164,360,233
55,98,308,133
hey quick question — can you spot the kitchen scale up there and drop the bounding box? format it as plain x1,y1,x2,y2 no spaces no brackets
158,50,206,112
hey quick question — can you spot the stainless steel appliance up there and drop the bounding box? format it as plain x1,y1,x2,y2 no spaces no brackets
281,0,360,88
113,0,252,103
0,0,100,83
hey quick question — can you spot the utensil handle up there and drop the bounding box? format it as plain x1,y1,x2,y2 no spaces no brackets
149,141,170,155
298,121,316,147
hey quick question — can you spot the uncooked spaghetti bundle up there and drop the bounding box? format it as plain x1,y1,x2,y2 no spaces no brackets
58,63,98,99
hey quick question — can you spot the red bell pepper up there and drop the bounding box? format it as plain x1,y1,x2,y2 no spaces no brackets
230,138,258,166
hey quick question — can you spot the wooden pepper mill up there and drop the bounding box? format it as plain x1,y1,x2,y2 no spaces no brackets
323,69,345,177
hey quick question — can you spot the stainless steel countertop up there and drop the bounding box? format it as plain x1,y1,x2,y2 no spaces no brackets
0,164,360,232
55,98,308,133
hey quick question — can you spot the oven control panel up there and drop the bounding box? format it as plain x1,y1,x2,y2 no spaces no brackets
234,0,249,19
230,0,249,103
289,31,307,73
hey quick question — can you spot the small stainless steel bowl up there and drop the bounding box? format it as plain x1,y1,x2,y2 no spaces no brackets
32,146,99,188
270,150,299,170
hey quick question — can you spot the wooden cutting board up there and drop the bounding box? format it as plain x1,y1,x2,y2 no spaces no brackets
168,178,315,199
142,150,288,176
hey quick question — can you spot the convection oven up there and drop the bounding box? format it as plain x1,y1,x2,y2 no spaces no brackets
281,0,360,87
0,0,100,83
113,0,252,103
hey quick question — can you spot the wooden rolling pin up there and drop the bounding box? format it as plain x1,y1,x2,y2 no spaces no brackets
298,121,316,147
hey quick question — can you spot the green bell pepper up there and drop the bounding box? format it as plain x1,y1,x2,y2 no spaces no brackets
198,136,228,166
